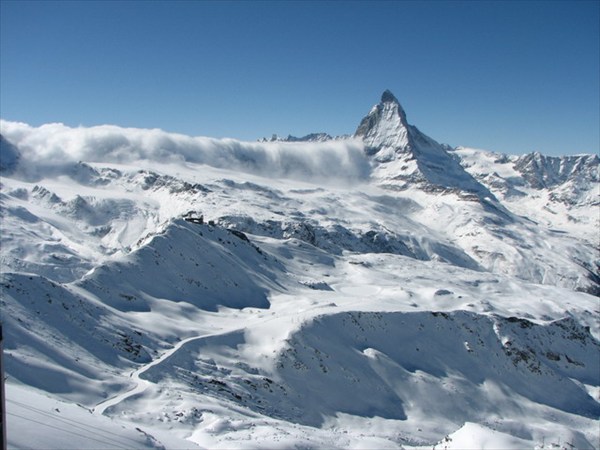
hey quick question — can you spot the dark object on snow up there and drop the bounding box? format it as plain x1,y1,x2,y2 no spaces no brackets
229,229,250,242
183,211,204,224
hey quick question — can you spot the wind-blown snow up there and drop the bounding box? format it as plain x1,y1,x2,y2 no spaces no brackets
0,120,370,183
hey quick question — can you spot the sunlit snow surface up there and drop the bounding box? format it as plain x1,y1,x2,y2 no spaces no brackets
1,122,599,449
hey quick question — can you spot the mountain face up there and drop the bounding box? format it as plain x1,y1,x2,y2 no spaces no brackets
514,151,599,190
452,146,599,244
355,89,425,158
355,89,413,156
456,148,599,199
355,90,494,197
1,96,599,450
0,133,20,173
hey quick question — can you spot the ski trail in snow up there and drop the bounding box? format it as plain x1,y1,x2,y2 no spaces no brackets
93,333,215,416
92,299,344,417
91,299,340,417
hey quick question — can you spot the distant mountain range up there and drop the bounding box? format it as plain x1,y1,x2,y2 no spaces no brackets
265,90,598,200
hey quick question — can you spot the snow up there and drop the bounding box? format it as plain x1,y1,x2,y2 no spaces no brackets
429,422,533,450
6,383,196,449
452,146,599,244
1,108,598,449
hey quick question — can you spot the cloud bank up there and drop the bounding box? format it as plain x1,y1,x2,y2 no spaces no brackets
0,121,370,183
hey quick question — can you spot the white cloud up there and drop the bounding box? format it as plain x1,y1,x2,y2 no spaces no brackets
0,120,370,183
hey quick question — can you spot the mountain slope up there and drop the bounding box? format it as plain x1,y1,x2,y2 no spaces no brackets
0,134,20,173
453,146,599,246
1,93,598,449
355,90,493,197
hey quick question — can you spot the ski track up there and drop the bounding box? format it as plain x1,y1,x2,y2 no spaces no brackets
93,332,218,416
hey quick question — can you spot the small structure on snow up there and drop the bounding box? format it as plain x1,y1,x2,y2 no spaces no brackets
183,211,204,224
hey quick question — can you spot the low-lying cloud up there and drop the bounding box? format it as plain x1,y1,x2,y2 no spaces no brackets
0,121,370,183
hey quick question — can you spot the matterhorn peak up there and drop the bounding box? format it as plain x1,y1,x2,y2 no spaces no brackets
381,89,408,124
355,91,495,198
354,90,410,156
380,89,399,104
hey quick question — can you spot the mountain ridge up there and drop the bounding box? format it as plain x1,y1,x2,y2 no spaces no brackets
353,91,497,197
256,90,597,201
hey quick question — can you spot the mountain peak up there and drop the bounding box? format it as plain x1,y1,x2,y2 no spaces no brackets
354,91,410,153
381,89,399,104
355,92,495,198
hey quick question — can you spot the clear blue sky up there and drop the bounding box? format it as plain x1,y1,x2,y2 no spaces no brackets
1,1,598,156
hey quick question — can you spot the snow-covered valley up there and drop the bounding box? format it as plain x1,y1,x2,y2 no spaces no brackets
1,91,598,449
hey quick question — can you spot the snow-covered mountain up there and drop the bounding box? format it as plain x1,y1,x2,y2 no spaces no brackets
1,92,598,449
355,90,494,198
452,146,599,248
0,134,20,173
260,132,336,143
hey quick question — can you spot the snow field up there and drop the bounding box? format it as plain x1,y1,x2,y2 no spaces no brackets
1,119,598,448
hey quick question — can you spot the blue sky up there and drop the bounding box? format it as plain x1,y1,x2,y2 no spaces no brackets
1,1,598,156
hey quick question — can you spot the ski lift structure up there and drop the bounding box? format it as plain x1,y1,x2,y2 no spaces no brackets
183,211,204,225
